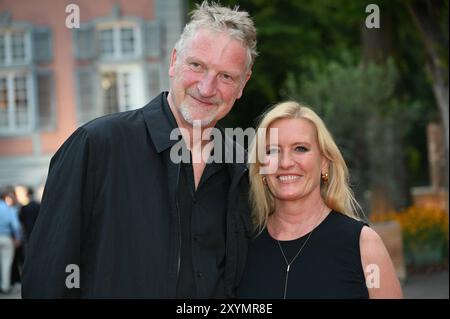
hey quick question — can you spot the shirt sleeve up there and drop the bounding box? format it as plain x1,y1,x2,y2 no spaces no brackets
22,127,96,298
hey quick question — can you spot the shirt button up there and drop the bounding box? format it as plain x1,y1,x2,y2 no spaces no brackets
197,272,203,278
193,235,200,242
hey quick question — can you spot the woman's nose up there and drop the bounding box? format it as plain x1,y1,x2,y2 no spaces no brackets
279,151,294,169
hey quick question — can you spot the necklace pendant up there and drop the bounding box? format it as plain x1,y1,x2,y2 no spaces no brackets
287,264,290,272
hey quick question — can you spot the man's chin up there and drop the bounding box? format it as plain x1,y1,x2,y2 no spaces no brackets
180,108,217,127
186,117,216,128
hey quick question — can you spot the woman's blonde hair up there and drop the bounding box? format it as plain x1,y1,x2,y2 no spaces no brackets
248,101,363,231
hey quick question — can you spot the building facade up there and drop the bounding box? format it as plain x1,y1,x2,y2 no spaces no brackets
0,0,186,192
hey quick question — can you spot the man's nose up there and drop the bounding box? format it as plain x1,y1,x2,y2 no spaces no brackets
198,73,217,97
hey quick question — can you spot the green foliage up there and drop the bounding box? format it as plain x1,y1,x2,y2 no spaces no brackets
282,56,424,206
190,0,441,187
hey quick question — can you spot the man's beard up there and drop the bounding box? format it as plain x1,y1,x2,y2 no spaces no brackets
179,103,219,127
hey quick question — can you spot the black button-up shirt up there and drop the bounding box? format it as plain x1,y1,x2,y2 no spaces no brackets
161,95,230,298
22,92,251,298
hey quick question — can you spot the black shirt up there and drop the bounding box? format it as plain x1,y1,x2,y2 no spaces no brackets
176,154,230,298
161,97,231,298
22,92,249,298
237,211,369,299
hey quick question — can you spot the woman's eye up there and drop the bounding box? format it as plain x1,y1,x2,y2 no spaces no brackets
295,146,309,152
266,148,279,155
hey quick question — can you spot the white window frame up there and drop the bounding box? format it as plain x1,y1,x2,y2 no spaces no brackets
0,70,35,135
98,63,145,114
97,22,142,60
0,28,32,66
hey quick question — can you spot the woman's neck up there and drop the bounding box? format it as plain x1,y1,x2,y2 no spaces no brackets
268,193,330,240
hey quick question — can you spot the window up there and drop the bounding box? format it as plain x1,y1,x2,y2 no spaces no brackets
97,24,140,59
74,20,156,124
0,34,5,64
100,70,132,113
0,29,30,65
11,31,26,63
99,29,114,56
0,77,8,127
120,27,135,54
0,72,33,134
14,75,28,126
0,26,54,135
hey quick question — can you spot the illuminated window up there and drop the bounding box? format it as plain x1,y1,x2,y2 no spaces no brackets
0,72,32,133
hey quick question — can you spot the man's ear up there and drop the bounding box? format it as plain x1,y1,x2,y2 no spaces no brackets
168,48,178,77
237,70,252,99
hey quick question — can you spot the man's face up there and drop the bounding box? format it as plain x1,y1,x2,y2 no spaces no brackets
168,28,251,128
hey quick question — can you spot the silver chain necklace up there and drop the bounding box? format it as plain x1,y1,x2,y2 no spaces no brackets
277,229,314,299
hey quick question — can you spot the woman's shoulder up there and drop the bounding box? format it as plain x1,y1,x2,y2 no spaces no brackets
328,210,367,228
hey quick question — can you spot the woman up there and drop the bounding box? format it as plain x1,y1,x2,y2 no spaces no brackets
237,101,402,299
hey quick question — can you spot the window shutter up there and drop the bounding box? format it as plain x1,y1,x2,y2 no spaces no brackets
75,67,99,124
73,24,97,60
36,70,55,130
143,21,161,58
147,63,160,99
33,27,53,63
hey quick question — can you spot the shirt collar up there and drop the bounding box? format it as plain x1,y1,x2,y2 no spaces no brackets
141,92,247,177
142,92,179,153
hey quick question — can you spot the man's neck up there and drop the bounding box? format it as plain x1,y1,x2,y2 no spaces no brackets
167,92,216,189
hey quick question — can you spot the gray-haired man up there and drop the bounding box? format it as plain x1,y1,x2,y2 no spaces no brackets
23,1,257,298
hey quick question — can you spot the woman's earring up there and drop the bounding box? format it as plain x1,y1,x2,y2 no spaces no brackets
321,172,329,183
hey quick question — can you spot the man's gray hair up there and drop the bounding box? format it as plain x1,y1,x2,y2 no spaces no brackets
175,1,258,71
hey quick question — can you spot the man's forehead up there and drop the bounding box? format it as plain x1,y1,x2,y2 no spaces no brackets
184,31,248,69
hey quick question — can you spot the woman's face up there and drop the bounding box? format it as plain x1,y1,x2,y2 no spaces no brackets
264,118,328,202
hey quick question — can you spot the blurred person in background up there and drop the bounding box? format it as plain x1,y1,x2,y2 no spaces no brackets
16,186,40,243
0,187,22,294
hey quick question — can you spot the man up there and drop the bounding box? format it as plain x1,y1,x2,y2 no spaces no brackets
17,186,40,242
0,188,22,294
22,1,257,298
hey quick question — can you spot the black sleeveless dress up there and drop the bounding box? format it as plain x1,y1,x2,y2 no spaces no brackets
237,211,369,299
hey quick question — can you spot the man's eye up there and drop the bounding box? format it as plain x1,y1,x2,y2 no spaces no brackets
221,73,233,82
295,146,309,152
190,62,201,70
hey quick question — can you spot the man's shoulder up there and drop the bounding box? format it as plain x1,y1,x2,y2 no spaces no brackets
81,108,144,137
80,93,165,140
55,107,147,157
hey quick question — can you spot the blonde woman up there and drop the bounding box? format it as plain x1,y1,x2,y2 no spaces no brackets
237,101,402,299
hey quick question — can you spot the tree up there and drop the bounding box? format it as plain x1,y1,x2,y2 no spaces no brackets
190,0,440,205
404,0,449,190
